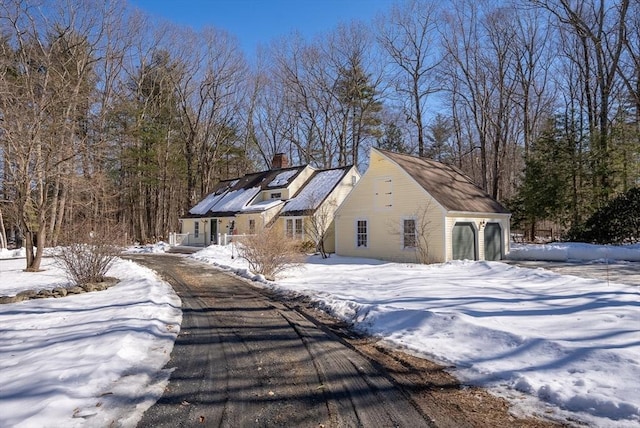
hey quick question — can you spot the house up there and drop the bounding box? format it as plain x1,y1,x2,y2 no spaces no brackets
275,165,359,253
180,154,360,253
334,148,511,263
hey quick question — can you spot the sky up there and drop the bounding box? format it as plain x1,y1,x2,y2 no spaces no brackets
1,242,638,427
128,0,392,58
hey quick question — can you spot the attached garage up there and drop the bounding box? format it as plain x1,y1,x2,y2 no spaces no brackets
452,222,477,260
484,222,503,261
335,149,511,263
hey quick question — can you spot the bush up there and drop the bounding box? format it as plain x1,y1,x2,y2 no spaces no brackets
298,240,317,254
55,230,121,286
566,187,640,244
237,227,305,280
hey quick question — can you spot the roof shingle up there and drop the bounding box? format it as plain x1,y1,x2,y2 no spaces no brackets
378,149,509,214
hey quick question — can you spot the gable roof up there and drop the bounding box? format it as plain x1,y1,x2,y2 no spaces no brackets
187,165,306,217
377,148,510,214
281,166,354,216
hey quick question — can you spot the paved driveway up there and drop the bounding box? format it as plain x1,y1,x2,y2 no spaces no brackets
126,254,435,427
505,260,640,287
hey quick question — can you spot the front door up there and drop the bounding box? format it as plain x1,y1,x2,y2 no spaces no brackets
210,219,217,244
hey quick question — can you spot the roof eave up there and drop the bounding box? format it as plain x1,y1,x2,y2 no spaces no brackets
446,210,511,217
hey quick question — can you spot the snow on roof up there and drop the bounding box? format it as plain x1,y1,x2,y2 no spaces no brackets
282,168,346,214
213,187,261,212
242,199,284,212
189,192,227,215
267,169,298,188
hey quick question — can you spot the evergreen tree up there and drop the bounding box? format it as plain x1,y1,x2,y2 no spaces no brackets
334,58,382,167
425,114,454,162
509,118,571,240
567,187,640,244
112,49,184,242
377,122,409,154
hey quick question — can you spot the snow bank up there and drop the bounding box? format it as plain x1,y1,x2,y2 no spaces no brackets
124,242,170,254
508,242,640,262
0,257,182,428
0,248,26,259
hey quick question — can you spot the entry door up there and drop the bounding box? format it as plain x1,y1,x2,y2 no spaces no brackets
452,222,476,260
210,219,217,244
484,223,502,261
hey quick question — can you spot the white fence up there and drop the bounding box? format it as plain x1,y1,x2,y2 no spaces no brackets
168,232,251,247
168,233,190,246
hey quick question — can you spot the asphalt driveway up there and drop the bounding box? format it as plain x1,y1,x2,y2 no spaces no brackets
125,254,434,427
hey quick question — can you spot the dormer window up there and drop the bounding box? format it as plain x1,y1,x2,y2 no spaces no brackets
270,192,282,199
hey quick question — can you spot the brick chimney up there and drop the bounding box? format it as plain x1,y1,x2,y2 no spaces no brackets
271,153,289,169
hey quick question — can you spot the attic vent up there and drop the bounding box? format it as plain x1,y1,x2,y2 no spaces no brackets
374,177,393,210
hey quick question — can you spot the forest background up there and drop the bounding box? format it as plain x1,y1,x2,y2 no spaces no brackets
1,0,638,271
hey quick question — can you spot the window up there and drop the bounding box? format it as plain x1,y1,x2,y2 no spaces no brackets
285,218,294,238
285,217,304,239
249,219,255,234
270,192,282,199
403,219,416,248
295,218,303,238
194,221,199,238
356,220,368,248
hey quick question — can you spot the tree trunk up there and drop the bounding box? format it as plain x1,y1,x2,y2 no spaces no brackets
0,209,7,249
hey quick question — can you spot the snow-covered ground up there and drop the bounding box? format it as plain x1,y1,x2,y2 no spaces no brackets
0,252,182,427
509,241,640,262
191,242,640,428
1,241,638,427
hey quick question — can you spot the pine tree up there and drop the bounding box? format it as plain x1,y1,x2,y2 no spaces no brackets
510,118,571,240
425,114,454,162
334,59,382,167
377,122,409,154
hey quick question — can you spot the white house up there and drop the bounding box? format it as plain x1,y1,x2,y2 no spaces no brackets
180,154,360,252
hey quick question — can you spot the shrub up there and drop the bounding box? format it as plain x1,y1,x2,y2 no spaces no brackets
298,240,317,254
55,229,121,286
237,227,305,280
566,187,640,244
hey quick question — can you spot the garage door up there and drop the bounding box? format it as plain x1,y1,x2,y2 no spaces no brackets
452,222,476,260
484,222,502,261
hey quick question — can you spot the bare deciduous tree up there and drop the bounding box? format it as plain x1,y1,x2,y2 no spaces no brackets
0,0,120,270
303,195,338,259
377,0,443,158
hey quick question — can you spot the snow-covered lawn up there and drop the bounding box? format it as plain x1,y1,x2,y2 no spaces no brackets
192,242,640,428
0,252,181,428
1,241,638,427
